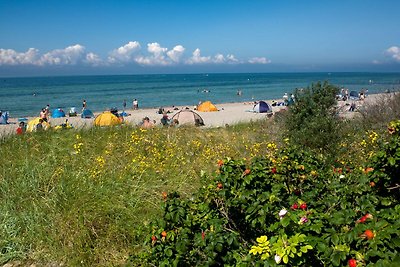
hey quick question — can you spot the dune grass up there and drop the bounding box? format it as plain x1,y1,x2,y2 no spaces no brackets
0,119,282,266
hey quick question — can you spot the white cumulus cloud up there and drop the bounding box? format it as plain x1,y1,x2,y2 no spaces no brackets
167,45,185,63
38,44,86,65
108,41,141,63
248,57,271,64
385,46,400,62
86,52,103,66
186,48,212,64
135,43,186,66
0,41,272,68
0,48,39,65
0,45,99,66
186,49,239,65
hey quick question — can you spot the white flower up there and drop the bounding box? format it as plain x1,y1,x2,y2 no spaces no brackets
279,209,288,219
275,254,282,264
339,174,345,178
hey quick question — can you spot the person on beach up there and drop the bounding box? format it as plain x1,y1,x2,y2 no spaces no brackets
45,104,50,117
170,119,179,127
133,99,139,110
160,112,170,126
40,108,48,122
16,121,25,135
82,99,87,111
349,102,356,112
123,99,127,110
140,117,154,129
36,119,44,131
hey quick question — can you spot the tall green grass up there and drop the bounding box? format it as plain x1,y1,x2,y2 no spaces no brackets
0,120,280,266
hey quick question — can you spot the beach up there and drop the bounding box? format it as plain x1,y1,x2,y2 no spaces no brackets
0,93,385,139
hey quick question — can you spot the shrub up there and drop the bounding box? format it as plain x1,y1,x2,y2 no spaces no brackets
286,81,340,154
359,92,400,130
134,122,400,266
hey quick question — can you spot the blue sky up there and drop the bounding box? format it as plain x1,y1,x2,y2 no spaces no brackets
1,0,400,76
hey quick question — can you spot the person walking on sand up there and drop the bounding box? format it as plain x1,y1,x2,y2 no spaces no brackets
133,99,138,110
82,99,87,111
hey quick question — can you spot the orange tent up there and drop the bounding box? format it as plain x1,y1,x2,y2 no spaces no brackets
197,101,218,112
94,111,122,126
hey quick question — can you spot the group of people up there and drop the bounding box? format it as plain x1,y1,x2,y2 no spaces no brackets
139,112,179,129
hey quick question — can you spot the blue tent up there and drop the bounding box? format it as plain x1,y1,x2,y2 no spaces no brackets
253,101,273,113
51,108,65,118
81,109,95,118
349,91,359,100
0,114,7,124
119,111,129,117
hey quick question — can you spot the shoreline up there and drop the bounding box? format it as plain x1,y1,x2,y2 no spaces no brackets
0,93,387,138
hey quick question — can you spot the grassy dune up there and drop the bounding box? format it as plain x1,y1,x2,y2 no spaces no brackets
0,120,281,266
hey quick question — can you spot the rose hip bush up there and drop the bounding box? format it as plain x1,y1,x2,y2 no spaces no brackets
130,121,400,266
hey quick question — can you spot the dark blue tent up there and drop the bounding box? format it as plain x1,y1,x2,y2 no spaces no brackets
253,101,272,113
349,91,359,100
51,108,66,118
81,109,95,118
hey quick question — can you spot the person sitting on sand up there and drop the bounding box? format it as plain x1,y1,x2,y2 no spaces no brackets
160,112,170,126
170,119,179,127
16,121,25,135
36,119,44,131
141,117,154,129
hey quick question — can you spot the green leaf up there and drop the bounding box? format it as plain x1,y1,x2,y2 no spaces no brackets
165,248,173,257
331,234,339,246
331,252,341,266
283,255,289,264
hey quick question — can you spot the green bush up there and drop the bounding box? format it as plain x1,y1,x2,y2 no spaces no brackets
134,121,400,266
286,81,340,154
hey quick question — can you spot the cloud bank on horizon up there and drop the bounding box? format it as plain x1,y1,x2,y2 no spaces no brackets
0,41,271,68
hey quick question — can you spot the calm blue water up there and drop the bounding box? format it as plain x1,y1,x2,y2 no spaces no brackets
0,73,399,118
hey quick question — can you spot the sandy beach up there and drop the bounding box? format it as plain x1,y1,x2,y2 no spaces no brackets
0,94,385,138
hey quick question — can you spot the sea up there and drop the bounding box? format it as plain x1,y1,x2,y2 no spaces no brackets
1,72,399,118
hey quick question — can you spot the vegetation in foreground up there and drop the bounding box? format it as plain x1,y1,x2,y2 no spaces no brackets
0,83,399,266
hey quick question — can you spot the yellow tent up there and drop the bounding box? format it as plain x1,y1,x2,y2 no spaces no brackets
26,117,51,132
197,101,218,112
94,111,122,126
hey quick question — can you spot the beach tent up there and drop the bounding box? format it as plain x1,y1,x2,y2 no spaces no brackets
171,109,204,126
26,117,50,132
197,101,218,112
69,107,77,117
0,115,7,124
119,111,130,117
81,109,95,118
0,111,9,124
94,111,122,126
253,101,273,113
349,91,359,100
51,108,66,118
